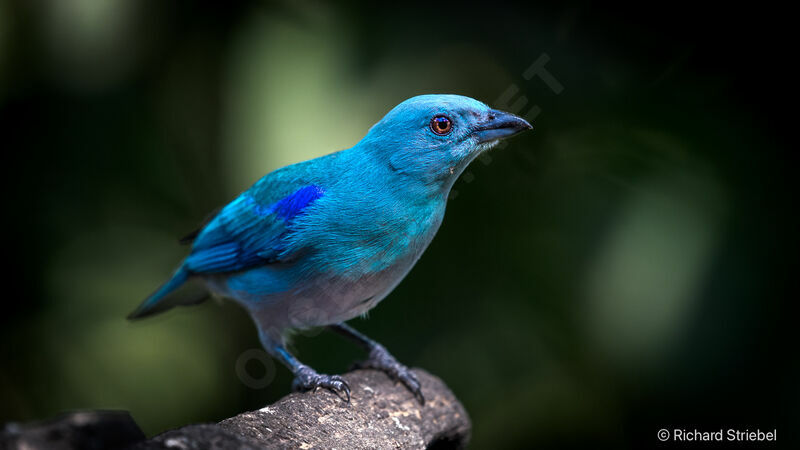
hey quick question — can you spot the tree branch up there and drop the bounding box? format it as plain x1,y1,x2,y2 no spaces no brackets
2,369,471,450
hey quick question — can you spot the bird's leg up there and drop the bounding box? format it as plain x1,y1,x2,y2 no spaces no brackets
259,329,350,402
329,323,424,404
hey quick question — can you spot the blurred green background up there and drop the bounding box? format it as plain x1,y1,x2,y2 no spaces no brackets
0,1,795,448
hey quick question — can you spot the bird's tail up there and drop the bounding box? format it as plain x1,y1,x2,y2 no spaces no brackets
127,266,199,320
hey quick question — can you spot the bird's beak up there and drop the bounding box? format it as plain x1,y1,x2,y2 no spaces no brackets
472,109,532,144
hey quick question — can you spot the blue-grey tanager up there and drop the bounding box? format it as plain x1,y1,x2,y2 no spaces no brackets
129,94,532,403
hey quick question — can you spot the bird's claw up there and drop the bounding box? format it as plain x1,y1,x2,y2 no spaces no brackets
292,366,351,402
354,345,425,405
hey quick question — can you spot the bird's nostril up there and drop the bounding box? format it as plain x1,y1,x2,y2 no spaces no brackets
488,113,496,120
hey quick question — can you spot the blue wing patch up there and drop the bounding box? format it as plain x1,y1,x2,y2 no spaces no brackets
248,185,325,221
184,185,325,274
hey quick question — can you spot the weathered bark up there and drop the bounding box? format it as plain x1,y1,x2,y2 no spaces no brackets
1,369,471,450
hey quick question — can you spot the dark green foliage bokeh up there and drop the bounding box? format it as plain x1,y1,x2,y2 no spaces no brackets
0,1,794,448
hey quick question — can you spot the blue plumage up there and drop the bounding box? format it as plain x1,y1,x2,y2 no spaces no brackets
130,94,531,402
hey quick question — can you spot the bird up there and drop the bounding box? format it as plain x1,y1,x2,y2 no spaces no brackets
129,94,532,403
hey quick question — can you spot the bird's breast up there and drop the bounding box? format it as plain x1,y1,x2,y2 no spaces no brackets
319,196,444,275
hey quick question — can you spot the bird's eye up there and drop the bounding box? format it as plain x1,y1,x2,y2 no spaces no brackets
430,115,453,135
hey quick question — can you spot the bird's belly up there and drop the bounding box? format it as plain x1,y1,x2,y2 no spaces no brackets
206,251,421,330
276,262,414,328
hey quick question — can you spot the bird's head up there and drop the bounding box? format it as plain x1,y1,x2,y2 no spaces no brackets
359,94,532,191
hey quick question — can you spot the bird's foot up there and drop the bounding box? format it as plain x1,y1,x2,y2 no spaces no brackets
354,344,424,405
291,365,350,402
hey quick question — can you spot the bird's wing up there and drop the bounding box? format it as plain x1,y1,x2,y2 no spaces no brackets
183,172,326,274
